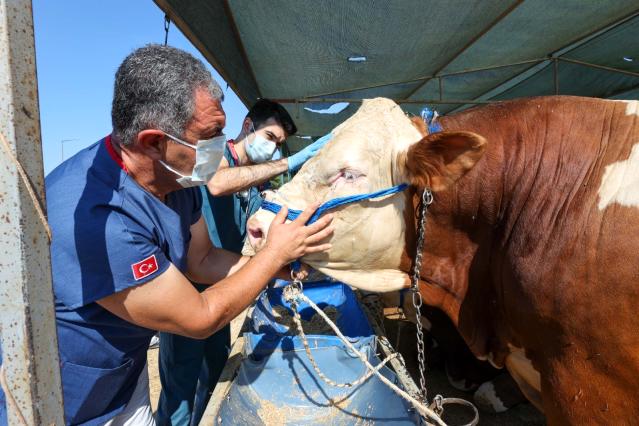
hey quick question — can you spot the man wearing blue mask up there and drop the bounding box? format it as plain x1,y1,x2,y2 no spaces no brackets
207,101,332,197
157,99,331,425
41,45,333,426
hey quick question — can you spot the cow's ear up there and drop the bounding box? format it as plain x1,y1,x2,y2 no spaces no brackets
405,131,486,191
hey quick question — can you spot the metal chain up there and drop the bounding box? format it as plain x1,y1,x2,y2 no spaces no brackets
429,396,480,426
411,188,433,402
409,190,480,425
359,293,387,335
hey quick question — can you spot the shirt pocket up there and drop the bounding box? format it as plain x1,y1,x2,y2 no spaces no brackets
61,358,134,424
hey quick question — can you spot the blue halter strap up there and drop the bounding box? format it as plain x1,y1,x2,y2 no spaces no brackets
261,183,408,272
260,183,409,227
420,106,442,134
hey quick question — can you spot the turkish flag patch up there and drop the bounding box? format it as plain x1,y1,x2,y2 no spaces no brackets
131,254,159,281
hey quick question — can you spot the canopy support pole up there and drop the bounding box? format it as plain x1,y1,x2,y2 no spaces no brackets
272,97,497,105
0,0,64,423
555,57,639,79
554,58,560,95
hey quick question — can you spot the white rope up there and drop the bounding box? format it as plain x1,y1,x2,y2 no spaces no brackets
0,131,52,241
0,365,29,426
289,299,398,388
284,286,447,426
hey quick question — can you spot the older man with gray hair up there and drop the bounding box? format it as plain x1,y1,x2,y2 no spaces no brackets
45,44,333,425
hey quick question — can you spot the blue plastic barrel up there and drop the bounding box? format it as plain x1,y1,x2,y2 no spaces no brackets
215,281,419,425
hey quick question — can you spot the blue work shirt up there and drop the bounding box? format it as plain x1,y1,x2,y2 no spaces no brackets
46,136,202,425
201,141,262,253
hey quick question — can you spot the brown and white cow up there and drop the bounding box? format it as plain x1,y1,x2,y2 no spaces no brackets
244,96,639,424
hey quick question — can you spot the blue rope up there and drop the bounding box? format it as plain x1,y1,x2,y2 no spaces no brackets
420,106,443,134
260,183,409,226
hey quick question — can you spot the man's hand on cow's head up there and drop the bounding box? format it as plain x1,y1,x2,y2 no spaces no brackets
263,203,334,265
405,131,487,191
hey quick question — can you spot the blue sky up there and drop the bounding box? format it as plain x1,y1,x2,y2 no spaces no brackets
33,0,248,175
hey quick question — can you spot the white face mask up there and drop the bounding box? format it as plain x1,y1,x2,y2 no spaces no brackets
160,133,226,188
245,124,277,163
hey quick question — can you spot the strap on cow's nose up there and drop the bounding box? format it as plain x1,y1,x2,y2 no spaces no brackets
291,260,302,273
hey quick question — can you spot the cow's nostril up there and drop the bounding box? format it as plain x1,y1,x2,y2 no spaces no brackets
249,227,263,241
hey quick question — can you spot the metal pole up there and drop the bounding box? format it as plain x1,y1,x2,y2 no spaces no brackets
0,0,65,424
556,56,639,79
271,97,497,105
553,58,559,95
61,138,79,162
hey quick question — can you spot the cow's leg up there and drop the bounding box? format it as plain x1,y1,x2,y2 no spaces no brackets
504,349,542,411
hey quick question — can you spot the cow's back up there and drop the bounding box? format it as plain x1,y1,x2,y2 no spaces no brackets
441,96,639,287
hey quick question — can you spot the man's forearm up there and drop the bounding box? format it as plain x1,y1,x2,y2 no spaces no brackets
198,248,284,335
186,246,250,284
207,159,288,196
97,251,284,339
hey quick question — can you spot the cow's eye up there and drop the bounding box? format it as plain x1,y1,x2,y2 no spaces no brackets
328,169,363,186
339,169,362,182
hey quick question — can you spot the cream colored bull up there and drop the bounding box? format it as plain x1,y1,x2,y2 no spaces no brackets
243,97,483,293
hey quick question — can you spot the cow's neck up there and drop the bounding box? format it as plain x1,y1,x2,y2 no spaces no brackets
417,100,552,361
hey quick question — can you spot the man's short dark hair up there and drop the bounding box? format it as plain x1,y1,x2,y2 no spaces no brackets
247,99,297,137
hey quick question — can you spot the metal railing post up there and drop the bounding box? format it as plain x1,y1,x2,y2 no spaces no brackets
0,0,65,424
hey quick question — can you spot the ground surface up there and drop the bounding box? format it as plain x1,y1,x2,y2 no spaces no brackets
381,316,545,426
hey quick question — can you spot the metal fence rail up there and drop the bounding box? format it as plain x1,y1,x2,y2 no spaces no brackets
0,0,64,423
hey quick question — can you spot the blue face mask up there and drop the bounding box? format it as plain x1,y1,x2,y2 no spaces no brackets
245,124,277,163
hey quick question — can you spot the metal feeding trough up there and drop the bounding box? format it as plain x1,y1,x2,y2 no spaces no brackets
204,280,423,425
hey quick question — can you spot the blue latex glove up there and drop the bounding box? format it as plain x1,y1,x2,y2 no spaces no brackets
287,132,332,172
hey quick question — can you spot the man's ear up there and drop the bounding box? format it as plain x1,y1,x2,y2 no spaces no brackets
135,129,166,160
242,117,253,134
405,131,486,191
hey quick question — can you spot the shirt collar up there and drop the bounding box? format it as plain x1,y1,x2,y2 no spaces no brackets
105,134,128,173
